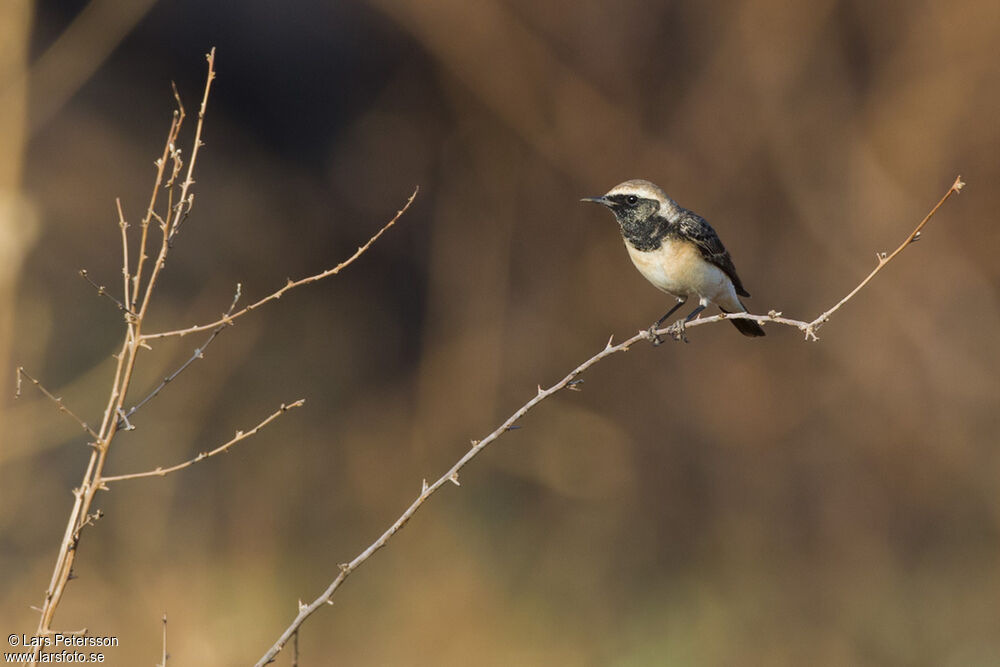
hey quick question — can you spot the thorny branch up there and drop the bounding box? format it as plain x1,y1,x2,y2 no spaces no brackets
101,400,305,484
117,198,131,315
157,614,167,667
116,283,242,428
15,368,99,440
22,47,412,664
78,269,135,316
254,175,964,666
805,175,964,337
23,51,219,663
142,188,418,341
131,94,183,310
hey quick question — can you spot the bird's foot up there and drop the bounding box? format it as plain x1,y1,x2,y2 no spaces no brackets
647,324,665,347
665,319,690,343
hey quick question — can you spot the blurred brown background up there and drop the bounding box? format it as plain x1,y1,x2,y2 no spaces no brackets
2,1,999,665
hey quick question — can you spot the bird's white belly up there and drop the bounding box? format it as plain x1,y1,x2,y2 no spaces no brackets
626,237,732,304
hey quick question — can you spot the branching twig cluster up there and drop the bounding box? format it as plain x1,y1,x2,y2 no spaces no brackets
253,175,964,665
19,50,415,665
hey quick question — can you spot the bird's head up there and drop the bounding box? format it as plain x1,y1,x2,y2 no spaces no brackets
580,179,679,226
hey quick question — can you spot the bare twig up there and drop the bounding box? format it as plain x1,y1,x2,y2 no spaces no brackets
132,100,184,308
117,199,132,313
135,48,216,324
101,400,304,484
28,51,219,658
144,188,418,340
158,613,167,667
254,176,963,666
15,367,99,440
28,48,413,662
78,269,135,316
117,283,242,427
805,174,965,337
166,53,214,245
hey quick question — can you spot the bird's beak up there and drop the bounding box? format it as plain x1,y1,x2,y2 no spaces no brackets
580,195,612,207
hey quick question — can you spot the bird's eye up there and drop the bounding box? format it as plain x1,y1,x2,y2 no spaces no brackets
626,195,638,206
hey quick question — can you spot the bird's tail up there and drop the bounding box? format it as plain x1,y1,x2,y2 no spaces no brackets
721,304,766,337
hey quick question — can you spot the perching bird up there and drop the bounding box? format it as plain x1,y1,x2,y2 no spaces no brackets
582,179,765,342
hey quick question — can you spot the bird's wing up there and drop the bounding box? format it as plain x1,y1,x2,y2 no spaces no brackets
674,210,751,297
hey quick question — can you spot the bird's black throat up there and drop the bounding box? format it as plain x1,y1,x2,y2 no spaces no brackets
619,214,671,252
600,194,671,252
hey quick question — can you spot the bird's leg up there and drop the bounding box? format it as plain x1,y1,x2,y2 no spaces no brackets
649,297,687,346
666,303,707,343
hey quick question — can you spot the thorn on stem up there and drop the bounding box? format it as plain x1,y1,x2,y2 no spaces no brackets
449,472,460,486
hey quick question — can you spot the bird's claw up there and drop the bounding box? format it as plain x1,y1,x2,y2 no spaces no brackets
666,319,690,343
647,324,664,347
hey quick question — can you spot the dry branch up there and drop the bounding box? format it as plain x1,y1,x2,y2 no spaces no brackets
23,48,412,665
15,367,99,440
254,175,963,666
78,268,135,316
157,614,167,667
117,283,242,427
142,189,418,341
101,400,304,484
25,51,220,662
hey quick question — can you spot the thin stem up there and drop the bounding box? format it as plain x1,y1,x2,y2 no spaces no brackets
78,269,135,316
143,188,418,340
117,284,242,427
102,400,304,484
158,614,168,667
808,175,964,334
117,198,132,312
15,367,99,440
133,108,183,308
166,51,215,244
29,52,218,655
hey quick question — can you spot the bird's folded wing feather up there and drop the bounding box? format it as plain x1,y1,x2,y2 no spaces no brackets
674,211,750,297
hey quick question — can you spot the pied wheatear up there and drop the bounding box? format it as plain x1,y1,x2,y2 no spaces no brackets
582,179,765,343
